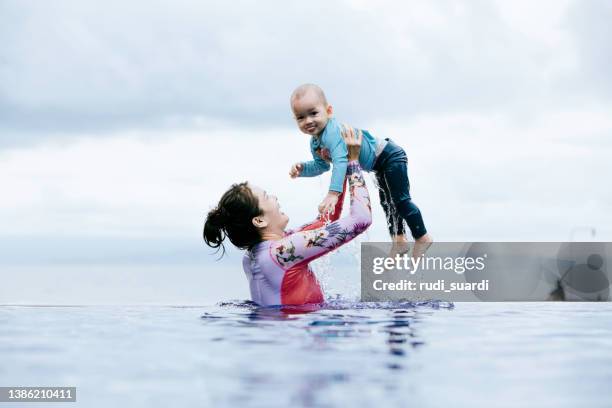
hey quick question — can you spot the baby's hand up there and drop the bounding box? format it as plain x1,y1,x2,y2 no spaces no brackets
289,163,303,179
318,192,339,215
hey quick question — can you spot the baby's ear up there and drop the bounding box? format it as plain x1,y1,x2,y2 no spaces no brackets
326,104,333,116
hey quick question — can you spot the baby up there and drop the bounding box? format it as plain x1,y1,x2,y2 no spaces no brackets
288,83,432,255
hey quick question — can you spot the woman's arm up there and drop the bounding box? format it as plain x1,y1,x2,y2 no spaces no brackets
269,161,371,269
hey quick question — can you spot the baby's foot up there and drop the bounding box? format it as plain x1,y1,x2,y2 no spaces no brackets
389,241,411,258
388,234,410,258
412,234,433,259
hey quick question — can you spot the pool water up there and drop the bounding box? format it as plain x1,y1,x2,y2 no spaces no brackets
1,302,611,407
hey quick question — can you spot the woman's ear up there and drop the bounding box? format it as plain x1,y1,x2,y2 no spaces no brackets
252,216,268,229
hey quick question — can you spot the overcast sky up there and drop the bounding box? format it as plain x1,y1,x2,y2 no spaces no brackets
1,0,611,304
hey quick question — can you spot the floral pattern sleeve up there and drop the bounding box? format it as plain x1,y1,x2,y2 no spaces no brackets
271,161,371,269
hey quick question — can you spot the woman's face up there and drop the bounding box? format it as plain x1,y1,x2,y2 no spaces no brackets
248,184,289,232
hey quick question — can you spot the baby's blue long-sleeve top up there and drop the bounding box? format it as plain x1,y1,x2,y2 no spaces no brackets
300,117,379,192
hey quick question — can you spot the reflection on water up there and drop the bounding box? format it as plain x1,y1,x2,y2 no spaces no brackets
200,300,452,405
219,300,449,368
2,301,612,408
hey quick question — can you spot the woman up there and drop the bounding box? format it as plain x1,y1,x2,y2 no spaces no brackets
203,127,371,306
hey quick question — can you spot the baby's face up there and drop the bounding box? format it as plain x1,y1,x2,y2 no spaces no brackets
291,90,332,136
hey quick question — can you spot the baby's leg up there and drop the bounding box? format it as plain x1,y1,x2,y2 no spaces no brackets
375,171,405,237
375,171,411,256
378,144,432,256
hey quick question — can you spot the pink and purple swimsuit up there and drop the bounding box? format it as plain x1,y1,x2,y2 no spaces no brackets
242,161,372,306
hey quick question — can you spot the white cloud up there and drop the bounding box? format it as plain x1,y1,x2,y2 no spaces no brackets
2,107,611,245
1,0,605,140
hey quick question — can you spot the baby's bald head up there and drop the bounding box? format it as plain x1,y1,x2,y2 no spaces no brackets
290,83,328,107
290,83,333,136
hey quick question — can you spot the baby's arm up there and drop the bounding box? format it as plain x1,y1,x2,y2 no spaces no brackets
299,154,330,177
317,124,350,214
326,129,349,193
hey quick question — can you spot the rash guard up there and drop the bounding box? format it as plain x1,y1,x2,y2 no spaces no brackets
299,117,383,193
242,161,372,306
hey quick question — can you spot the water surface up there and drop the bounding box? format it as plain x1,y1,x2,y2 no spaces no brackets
1,302,611,407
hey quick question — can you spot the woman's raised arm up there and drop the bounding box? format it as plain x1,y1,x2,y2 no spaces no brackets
268,127,371,269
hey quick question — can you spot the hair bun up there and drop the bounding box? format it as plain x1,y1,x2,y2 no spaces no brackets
203,206,227,248
203,181,263,255
209,207,227,226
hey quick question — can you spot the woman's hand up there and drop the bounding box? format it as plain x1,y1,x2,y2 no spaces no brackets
341,124,363,161
318,191,339,215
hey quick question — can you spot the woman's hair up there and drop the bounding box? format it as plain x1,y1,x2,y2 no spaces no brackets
203,182,263,255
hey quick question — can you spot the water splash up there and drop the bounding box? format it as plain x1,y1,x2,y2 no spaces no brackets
215,298,454,312
321,298,454,310
310,226,369,300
